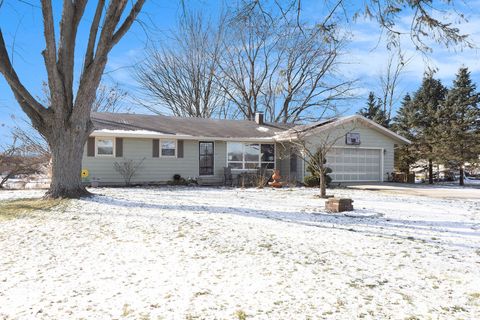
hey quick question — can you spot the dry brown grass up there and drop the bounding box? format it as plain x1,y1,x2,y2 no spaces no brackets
0,198,67,220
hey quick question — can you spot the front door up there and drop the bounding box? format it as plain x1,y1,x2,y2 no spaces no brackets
199,142,214,176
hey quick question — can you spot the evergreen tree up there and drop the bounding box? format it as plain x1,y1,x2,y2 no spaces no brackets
439,67,480,186
410,73,448,184
305,150,332,188
392,93,418,174
358,92,390,127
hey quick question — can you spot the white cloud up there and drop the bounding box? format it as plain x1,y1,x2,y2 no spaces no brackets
336,11,480,114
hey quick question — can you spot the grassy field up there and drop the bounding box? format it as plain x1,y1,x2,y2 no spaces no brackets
0,186,479,319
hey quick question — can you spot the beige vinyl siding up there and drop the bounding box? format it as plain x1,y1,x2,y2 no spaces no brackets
83,138,287,185
82,121,398,185
82,138,225,184
276,143,303,183
303,120,398,181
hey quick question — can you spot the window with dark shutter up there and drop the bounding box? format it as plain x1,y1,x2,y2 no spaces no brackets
115,138,123,157
87,137,95,157
177,140,184,158
152,139,159,158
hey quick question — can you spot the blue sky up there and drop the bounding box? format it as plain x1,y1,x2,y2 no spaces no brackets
1,0,480,144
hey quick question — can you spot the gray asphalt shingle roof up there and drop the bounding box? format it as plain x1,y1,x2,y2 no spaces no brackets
91,112,294,139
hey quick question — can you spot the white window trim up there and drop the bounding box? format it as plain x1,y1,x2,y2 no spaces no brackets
95,136,115,157
226,142,276,171
160,139,177,158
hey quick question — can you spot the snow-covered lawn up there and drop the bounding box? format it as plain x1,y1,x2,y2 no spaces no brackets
0,186,479,319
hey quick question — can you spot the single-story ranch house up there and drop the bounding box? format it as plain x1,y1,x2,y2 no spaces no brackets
82,112,410,185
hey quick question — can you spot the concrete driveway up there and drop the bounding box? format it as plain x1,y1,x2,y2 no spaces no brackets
344,182,480,200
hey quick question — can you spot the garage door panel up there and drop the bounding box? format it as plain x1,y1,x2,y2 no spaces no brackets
326,148,381,182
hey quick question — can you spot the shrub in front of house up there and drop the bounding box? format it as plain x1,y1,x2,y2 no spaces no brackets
168,174,187,185
167,174,198,186
304,175,320,187
304,167,332,188
303,150,333,188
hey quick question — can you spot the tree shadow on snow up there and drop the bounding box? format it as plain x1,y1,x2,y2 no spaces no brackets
82,193,480,250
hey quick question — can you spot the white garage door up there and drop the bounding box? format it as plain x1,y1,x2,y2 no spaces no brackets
325,148,382,182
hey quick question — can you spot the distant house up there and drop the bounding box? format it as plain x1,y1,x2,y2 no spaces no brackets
82,112,410,185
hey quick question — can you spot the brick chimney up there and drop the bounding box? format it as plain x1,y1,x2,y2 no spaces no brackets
254,112,264,125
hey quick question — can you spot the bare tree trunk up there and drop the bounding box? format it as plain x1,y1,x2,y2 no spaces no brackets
459,165,465,186
428,158,434,184
0,1,145,199
43,122,91,198
319,171,327,198
0,174,12,188
318,161,327,198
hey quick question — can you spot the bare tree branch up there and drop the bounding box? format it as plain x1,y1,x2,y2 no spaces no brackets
0,30,48,127
379,48,412,119
277,120,354,197
135,12,227,118
0,0,146,198
266,0,473,52
112,0,145,46
83,0,105,71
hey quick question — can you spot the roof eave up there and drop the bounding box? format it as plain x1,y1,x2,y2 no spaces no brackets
90,129,278,142
274,115,411,145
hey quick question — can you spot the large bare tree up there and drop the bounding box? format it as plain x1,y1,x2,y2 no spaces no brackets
0,0,145,198
217,4,282,121
218,2,353,123
135,12,227,118
268,23,352,123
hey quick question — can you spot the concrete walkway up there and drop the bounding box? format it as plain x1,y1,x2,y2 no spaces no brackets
344,182,480,200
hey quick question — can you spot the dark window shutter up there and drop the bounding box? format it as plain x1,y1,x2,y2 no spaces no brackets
115,138,123,157
290,152,297,173
177,140,184,158
152,139,159,158
87,137,95,157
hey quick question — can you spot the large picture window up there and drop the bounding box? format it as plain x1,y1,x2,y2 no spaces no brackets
96,138,114,156
227,142,275,170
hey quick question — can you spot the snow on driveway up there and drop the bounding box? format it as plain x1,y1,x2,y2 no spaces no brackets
0,187,479,319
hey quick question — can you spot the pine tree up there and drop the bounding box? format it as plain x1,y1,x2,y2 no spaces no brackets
410,73,448,184
392,93,418,174
439,67,480,186
358,92,390,127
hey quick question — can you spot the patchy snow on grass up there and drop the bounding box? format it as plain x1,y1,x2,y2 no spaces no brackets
0,186,479,319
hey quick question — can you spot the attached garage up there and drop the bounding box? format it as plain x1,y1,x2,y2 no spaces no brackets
276,115,411,183
326,147,382,182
